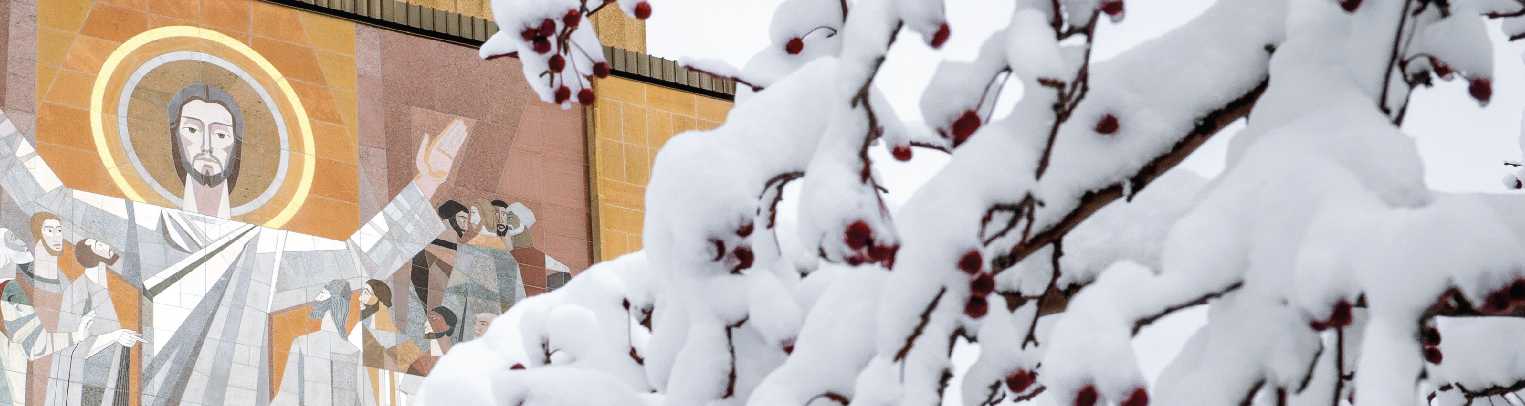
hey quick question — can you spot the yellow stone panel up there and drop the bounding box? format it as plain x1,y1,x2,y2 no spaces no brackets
39,0,92,32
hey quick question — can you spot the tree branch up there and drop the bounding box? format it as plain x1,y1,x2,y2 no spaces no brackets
992,79,1269,276
1130,281,1245,335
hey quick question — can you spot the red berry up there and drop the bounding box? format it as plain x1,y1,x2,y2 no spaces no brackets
930,23,951,49
958,250,982,274
548,54,566,72
1122,388,1149,406
1309,320,1328,331
785,37,804,55
846,255,866,266
577,88,596,105
1100,0,1125,19
1075,385,1099,406
1328,300,1352,328
633,1,652,19
737,222,754,238
951,111,981,147
539,19,557,37
1004,369,1035,393
510,363,526,370
970,273,995,296
1423,346,1443,364
1470,78,1492,104
1421,326,1441,346
1430,57,1453,79
554,86,571,103
593,62,611,78
520,28,538,41
1340,0,1361,12
532,37,552,54
1095,113,1119,135
965,296,989,318
877,244,900,269
845,220,872,250
734,246,754,270
782,338,796,354
564,9,582,27
892,145,913,161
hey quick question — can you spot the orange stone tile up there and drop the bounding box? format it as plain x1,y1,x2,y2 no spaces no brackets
312,157,359,202
647,85,696,115
250,37,326,85
39,0,92,32
78,5,150,43
596,102,623,142
35,67,59,101
36,103,96,151
200,0,253,37
595,138,623,181
621,143,648,185
61,35,122,73
311,120,358,164
597,179,644,210
646,111,674,144
624,233,644,255
37,29,75,69
619,105,647,145
42,70,95,109
286,195,359,240
670,114,697,138
696,95,731,123
147,0,202,21
36,143,112,192
97,0,152,10
290,81,343,124
595,77,645,103
298,12,355,56
251,2,309,45
314,52,358,93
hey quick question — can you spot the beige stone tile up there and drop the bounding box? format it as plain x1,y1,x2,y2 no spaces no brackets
595,77,644,103
620,104,647,145
696,95,731,123
622,143,648,185
251,37,326,84
37,29,75,69
298,12,354,56
646,85,695,115
39,0,91,32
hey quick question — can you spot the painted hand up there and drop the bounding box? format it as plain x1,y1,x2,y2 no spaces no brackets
414,119,470,198
109,329,146,347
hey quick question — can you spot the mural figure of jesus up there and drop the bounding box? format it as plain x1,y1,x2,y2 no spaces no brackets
0,106,469,406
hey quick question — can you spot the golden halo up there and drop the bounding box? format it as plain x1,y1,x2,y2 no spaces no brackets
90,26,315,228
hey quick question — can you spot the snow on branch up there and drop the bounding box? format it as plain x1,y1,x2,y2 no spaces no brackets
427,1,1525,405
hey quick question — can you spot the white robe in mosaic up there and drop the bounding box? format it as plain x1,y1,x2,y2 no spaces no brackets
0,110,446,406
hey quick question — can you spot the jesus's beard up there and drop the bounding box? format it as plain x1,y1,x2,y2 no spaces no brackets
185,155,229,188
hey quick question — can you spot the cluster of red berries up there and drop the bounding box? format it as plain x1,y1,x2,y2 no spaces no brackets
1066,384,1147,406
1481,278,1525,314
843,220,898,268
1422,57,1491,105
960,250,994,318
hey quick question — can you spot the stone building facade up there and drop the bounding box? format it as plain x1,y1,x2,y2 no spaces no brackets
0,0,732,404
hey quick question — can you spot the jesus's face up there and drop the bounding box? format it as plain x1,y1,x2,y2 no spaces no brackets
177,100,237,187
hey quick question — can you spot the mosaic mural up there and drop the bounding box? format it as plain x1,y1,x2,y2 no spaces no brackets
0,0,593,405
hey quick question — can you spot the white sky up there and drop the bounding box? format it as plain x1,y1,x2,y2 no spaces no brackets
645,1,1525,403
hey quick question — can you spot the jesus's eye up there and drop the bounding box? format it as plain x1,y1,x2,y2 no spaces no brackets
184,127,198,134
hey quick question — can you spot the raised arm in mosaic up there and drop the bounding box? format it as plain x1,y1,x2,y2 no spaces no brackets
345,119,469,278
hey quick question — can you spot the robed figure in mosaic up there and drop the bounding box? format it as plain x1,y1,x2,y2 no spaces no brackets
0,106,467,405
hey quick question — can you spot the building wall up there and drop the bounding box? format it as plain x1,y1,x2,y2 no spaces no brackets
590,76,730,260
0,0,590,404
